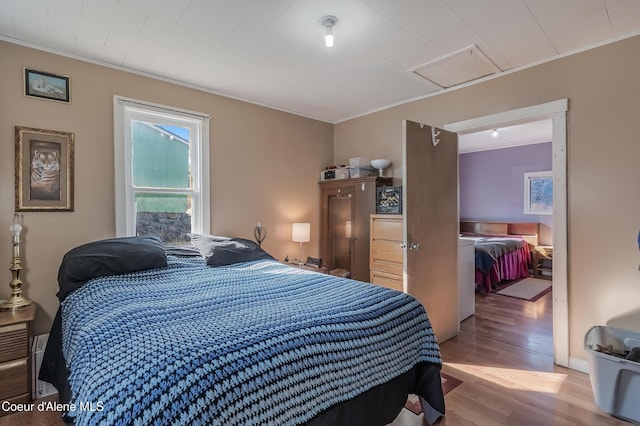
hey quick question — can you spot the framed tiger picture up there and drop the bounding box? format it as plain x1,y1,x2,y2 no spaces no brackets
15,126,74,211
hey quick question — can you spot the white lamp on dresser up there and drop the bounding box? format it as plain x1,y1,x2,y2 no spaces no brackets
292,223,311,265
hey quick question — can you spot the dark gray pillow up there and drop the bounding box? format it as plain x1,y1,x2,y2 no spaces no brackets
164,245,202,257
57,235,168,301
190,234,275,267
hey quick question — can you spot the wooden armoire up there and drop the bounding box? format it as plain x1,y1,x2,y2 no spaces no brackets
319,176,392,282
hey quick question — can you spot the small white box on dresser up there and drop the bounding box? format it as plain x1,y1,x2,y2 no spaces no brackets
320,168,350,181
348,157,370,168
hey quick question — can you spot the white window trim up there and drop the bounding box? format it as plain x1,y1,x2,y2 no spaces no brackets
113,95,210,238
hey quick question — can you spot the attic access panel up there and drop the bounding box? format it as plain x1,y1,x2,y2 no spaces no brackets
410,45,501,88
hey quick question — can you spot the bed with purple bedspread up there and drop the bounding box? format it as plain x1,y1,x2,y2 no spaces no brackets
463,235,531,293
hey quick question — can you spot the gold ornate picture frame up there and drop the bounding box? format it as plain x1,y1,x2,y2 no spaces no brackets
15,126,74,212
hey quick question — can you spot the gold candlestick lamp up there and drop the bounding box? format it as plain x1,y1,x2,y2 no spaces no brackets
0,213,32,311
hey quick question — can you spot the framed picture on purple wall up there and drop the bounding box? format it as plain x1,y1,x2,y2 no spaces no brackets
524,171,552,215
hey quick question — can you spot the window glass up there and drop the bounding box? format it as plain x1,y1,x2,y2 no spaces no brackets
135,193,192,244
131,121,191,189
114,97,210,244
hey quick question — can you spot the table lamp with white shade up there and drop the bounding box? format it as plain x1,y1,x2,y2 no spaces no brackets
292,223,310,265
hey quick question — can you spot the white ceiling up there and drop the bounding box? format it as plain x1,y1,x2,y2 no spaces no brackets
2,0,640,125
458,118,552,153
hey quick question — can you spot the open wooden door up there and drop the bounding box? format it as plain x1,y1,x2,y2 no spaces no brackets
403,120,459,343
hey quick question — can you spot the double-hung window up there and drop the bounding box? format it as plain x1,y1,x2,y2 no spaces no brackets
114,96,210,244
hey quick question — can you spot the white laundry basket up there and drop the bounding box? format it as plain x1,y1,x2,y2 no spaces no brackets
584,326,640,424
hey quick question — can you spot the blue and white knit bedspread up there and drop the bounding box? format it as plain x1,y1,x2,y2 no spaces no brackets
61,256,441,425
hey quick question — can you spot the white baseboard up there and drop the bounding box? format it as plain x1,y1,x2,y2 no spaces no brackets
568,357,590,374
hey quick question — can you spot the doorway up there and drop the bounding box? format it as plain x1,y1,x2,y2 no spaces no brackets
445,99,568,367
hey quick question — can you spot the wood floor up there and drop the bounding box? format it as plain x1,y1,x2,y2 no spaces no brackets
391,290,633,426
1,290,632,426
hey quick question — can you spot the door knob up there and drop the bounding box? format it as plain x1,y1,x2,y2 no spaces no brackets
409,242,420,250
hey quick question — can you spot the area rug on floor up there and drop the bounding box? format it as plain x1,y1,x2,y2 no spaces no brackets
404,372,463,415
496,277,552,301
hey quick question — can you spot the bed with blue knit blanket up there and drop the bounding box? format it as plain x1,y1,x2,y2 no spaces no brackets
40,235,445,425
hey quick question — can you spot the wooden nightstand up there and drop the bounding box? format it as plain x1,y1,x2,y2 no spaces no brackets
532,245,553,279
0,305,36,416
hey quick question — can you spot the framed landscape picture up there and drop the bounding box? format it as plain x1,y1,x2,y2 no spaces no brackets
24,68,70,103
524,171,552,215
15,126,74,211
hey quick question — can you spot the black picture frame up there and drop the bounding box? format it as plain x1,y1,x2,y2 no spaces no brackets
24,68,70,103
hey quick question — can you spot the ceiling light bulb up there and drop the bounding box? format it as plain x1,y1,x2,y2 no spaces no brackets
491,129,499,138
320,15,338,48
325,27,334,47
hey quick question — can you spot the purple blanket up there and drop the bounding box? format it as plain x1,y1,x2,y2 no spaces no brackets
472,237,527,273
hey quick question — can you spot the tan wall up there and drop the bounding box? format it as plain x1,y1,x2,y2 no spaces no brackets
0,41,333,335
4,35,639,363
334,35,640,362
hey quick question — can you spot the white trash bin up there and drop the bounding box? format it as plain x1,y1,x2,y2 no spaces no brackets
584,326,640,424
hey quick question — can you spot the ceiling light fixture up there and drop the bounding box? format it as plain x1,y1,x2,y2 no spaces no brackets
320,15,338,47
491,129,499,138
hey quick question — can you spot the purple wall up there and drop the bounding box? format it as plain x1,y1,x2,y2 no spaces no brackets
459,142,553,245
